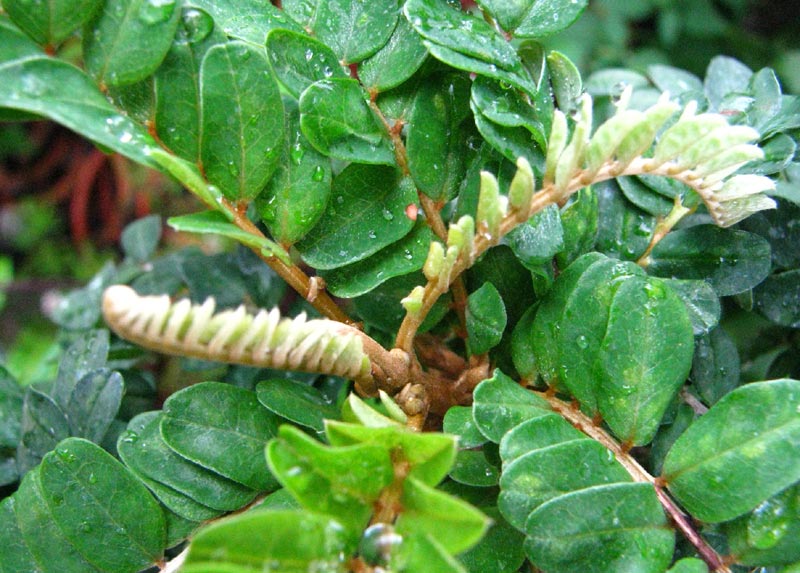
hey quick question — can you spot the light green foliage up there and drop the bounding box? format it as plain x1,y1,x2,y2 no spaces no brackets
0,1,798,572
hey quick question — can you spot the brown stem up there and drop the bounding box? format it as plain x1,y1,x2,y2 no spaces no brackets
536,391,731,573
221,198,356,326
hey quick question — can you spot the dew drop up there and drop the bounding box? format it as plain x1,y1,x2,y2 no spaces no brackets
575,334,589,349
178,7,213,43
336,195,344,204
88,473,98,485
138,0,176,25
368,230,377,239
56,447,76,463
290,143,305,165
305,48,314,62
311,165,325,181
381,208,394,221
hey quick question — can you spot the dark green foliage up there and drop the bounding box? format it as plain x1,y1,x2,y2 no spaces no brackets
0,1,798,572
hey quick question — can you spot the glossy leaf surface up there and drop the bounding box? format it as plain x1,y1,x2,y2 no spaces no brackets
3,0,103,45
472,370,551,443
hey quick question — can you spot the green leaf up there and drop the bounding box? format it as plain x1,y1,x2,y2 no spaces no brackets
595,180,655,262
450,450,499,487
407,73,473,201
551,256,645,413
499,439,630,530
147,149,228,212
548,51,582,113
616,175,674,217
14,471,103,572
666,558,709,573
691,327,740,405
256,379,340,434
266,29,347,99
530,252,606,385
648,64,703,96
161,382,280,491
153,6,224,162
312,0,399,64
0,368,23,449
442,406,487,449
0,496,40,573
662,279,721,335
0,26,158,166
524,483,674,573
53,329,109,408
754,269,800,328
168,211,288,261
510,305,538,380
391,532,467,573
295,164,416,269
662,379,800,522
504,205,564,270
199,41,284,202
64,369,124,444
359,14,428,92
405,0,521,74
16,388,70,475
476,0,588,38
321,223,433,298
121,215,162,263
498,412,584,465
470,75,547,150
396,476,490,555
459,507,526,573
257,98,332,246
37,438,166,571
299,78,394,164
266,425,394,530
472,370,551,443
3,0,103,45
117,412,256,512
597,277,695,445
556,187,599,267
83,0,180,87
648,226,772,297
471,105,545,170
325,421,457,487
466,283,507,355
724,483,800,566
704,55,752,111
191,0,303,45
183,510,354,573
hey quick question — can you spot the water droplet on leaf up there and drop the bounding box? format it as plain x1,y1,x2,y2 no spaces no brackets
138,0,176,25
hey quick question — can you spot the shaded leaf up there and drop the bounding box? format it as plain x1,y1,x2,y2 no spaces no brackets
64,369,124,444
466,282,507,355
120,215,162,263
161,382,280,491
691,327,740,405
256,378,340,434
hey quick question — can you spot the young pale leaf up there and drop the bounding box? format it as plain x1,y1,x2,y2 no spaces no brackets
118,412,256,513
266,425,394,530
466,282,507,355
472,370,551,443
499,439,631,530
663,379,800,523
598,277,695,445
325,421,457,487
256,379,340,434
266,29,347,99
83,0,180,87
407,74,473,201
3,0,103,45
299,78,395,165
183,510,353,573
524,483,674,573
161,382,280,491
648,226,772,296
395,476,490,555
35,439,167,571
199,41,284,202
295,164,416,269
